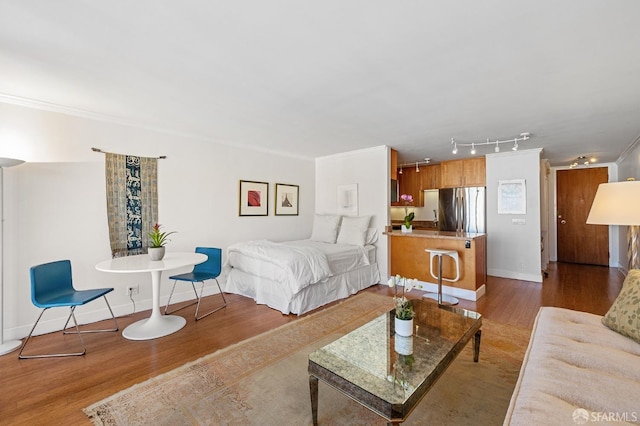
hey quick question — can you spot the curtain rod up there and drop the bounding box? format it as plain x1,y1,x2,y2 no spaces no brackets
91,147,167,159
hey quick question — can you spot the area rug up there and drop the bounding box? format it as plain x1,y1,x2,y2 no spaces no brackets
84,293,531,425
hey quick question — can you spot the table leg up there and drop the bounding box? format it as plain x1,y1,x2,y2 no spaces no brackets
473,329,482,362
309,375,318,426
122,270,187,340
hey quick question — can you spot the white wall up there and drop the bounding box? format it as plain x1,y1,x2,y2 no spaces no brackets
485,148,543,282
315,146,388,280
1,102,315,339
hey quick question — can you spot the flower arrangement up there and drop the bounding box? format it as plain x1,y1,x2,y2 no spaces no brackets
148,223,176,248
387,274,416,320
400,194,415,228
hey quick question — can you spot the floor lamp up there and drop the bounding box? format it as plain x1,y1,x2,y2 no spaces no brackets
586,179,640,270
0,157,25,356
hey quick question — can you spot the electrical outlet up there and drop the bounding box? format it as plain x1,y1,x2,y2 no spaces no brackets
127,285,139,296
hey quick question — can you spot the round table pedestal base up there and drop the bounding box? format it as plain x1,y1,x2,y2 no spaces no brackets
122,315,187,340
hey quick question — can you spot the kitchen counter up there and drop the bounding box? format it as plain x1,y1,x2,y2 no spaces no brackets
384,229,486,240
386,230,487,300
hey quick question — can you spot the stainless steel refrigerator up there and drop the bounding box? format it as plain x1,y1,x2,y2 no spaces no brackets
438,187,486,233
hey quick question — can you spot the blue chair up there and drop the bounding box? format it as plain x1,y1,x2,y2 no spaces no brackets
18,260,118,359
165,247,227,320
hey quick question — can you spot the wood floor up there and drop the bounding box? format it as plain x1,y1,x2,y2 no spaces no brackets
0,262,625,425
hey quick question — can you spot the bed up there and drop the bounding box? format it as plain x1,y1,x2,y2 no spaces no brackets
223,214,381,315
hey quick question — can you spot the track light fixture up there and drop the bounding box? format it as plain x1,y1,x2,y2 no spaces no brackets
450,132,531,156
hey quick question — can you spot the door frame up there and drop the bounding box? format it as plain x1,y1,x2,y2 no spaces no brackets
548,163,619,267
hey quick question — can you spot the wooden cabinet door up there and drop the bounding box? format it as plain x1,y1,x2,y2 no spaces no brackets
398,166,424,206
463,157,486,187
440,160,464,188
421,164,440,189
390,148,398,180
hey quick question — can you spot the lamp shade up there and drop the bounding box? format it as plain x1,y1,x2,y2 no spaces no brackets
586,181,640,225
0,158,25,168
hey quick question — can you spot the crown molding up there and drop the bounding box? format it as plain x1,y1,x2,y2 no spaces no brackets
0,93,315,161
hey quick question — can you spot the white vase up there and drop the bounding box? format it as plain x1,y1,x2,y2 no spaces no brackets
401,224,413,233
395,317,414,337
148,246,165,261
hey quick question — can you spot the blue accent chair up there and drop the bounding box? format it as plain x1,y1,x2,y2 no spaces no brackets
18,260,118,359
165,247,227,320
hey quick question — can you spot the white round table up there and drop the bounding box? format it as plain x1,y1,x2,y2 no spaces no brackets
96,252,207,340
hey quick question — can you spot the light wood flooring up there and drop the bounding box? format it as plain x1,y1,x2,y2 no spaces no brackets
0,262,625,425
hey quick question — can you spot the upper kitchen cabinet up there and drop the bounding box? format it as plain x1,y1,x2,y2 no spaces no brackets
398,165,424,206
390,148,398,180
421,164,441,190
440,157,486,188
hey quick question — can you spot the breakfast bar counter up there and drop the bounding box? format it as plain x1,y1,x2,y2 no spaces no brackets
385,230,487,301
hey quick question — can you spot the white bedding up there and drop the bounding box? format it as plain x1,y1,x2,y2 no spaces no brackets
224,239,378,315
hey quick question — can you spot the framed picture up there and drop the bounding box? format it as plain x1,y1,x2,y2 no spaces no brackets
337,183,358,216
239,180,269,216
275,183,299,216
498,179,526,214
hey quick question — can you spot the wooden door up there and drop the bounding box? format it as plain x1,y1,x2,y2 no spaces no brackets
557,167,609,265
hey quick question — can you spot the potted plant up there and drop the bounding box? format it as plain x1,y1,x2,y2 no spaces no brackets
400,194,415,233
387,274,416,336
148,223,176,261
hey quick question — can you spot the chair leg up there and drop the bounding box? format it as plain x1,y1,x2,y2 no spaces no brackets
194,278,227,321
164,280,199,315
62,296,119,334
19,307,86,359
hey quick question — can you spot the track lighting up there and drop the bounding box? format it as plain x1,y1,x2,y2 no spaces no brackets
449,132,531,155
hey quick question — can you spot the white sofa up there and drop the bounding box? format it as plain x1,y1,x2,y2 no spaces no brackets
504,306,640,425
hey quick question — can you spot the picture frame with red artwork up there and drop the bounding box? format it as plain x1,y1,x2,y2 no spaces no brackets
239,180,269,216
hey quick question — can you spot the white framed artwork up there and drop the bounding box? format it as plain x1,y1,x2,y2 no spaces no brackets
498,179,526,214
337,184,358,216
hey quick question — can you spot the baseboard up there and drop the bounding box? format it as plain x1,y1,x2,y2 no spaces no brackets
488,268,543,283
5,286,224,341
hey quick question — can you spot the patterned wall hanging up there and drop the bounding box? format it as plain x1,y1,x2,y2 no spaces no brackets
104,152,158,257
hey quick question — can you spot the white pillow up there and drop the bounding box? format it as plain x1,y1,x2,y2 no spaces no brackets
337,216,372,246
310,214,342,243
365,228,379,245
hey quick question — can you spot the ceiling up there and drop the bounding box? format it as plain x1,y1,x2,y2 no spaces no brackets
1,1,639,166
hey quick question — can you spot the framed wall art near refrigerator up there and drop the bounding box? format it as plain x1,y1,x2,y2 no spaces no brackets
275,183,299,216
239,180,269,216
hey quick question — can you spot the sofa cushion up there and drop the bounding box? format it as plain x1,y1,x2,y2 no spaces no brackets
504,307,640,425
601,269,640,343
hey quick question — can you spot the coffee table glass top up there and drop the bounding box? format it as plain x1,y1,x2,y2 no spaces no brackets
308,299,482,420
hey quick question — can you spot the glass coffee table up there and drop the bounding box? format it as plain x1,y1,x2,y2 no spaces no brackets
308,299,482,425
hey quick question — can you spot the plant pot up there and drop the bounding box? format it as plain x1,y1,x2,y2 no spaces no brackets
401,224,413,233
148,246,165,261
395,317,414,337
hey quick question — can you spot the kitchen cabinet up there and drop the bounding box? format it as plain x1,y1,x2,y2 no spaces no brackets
390,148,398,180
398,166,424,206
440,157,486,188
387,230,487,296
420,164,440,189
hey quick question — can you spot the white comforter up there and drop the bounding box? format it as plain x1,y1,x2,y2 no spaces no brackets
227,240,333,294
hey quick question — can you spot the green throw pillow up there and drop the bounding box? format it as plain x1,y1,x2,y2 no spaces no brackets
602,269,640,343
